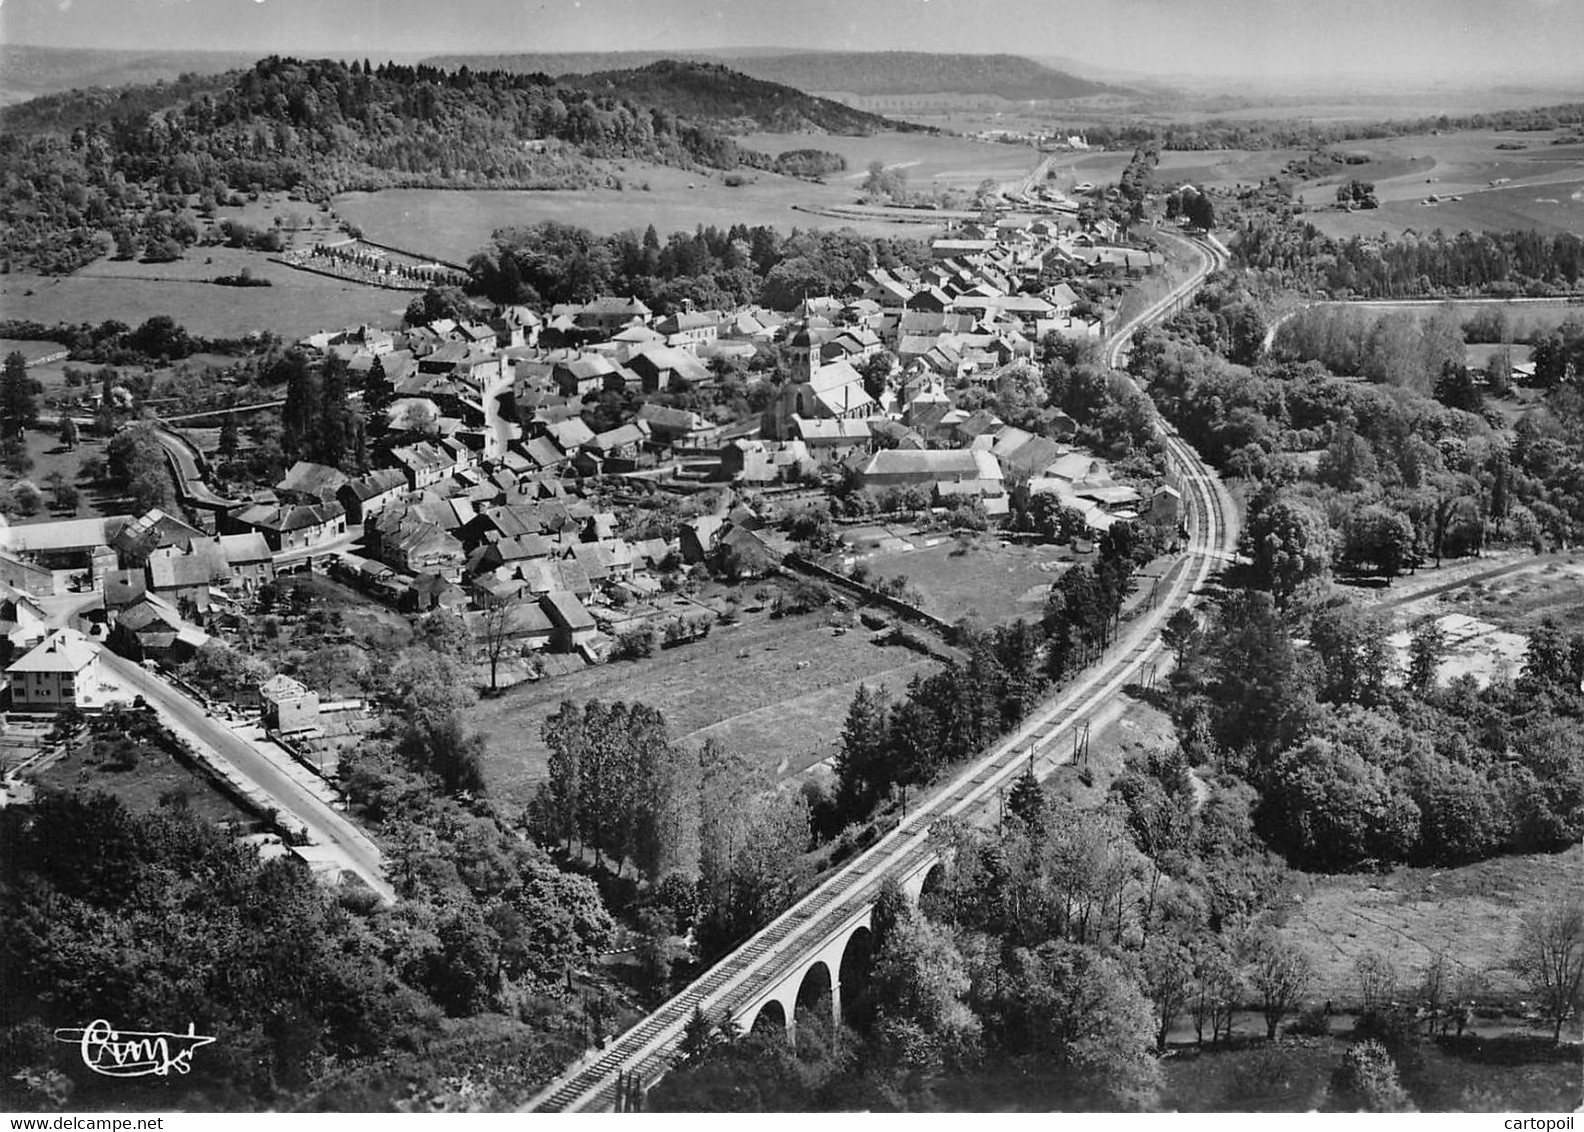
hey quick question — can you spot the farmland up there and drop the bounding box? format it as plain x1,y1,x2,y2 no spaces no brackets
333,131,1046,259
0,247,407,341
469,605,941,806
1298,131,1584,239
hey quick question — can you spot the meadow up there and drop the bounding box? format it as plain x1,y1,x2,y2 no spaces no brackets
0,244,407,341
861,535,1069,628
1304,297,1584,341
469,605,941,805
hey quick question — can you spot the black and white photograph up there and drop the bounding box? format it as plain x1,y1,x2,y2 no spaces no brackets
0,0,1581,1118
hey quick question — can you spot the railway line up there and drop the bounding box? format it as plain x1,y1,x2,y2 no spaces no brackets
524,233,1236,1114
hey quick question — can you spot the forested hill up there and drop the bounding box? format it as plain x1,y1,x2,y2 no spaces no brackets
0,56,789,273
563,60,922,135
424,51,1122,101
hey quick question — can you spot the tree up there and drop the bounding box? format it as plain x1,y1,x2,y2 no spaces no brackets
1406,618,1445,696
1510,899,1584,1044
1161,608,1200,670
1246,498,1331,604
1342,503,1416,581
1330,1040,1415,1112
1260,736,1420,870
479,596,514,692
835,683,891,821
58,416,80,450
1247,932,1315,1040
1141,935,1195,1053
868,904,980,1077
1,351,38,432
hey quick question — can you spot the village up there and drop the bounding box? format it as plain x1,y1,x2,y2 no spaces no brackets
0,209,1183,828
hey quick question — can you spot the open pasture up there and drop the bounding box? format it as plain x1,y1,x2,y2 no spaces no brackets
1304,298,1584,341
861,536,1067,628
334,160,930,260
468,606,941,805
737,129,1040,191
0,249,408,340
1298,130,1584,238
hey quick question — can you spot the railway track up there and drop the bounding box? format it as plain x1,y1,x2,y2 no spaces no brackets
524,233,1236,1114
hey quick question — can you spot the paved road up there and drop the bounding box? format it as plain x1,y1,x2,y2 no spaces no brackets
96,649,395,902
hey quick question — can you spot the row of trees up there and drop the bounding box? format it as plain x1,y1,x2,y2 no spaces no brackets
831,523,1149,829
466,219,932,314
530,703,811,963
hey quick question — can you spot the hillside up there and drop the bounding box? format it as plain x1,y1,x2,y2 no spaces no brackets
0,56,782,274
424,51,1122,102
563,60,922,136
0,44,264,107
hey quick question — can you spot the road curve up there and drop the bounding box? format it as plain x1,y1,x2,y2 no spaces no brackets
522,231,1237,1114
97,650,395,902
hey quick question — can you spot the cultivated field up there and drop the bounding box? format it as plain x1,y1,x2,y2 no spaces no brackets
1298,131,1584,239
0,248,408,340
736,129,1041,191
470,606,941,805
1276,843,1582,1003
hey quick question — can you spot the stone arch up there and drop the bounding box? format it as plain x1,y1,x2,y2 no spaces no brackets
795,960,833,1020
837,925,874,1029
920,860,947,898
748,998,787,1038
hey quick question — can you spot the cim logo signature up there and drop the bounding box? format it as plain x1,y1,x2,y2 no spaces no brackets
53,1020,216,1078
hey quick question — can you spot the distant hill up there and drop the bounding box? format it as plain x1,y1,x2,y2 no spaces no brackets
0,44,264,107
562,60,922,135
425,50,1125,101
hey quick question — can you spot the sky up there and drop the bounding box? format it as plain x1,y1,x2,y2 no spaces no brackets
2,0,1581,84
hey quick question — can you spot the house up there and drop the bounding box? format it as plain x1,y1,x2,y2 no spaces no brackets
0,516,123,582
336,468,409,525
627,344,714,392
5,628,104,711
577,296,653,333
0,580,48,657
857,448,1004,494
276,461,349,505
465,599,556,651
390,441,460,491
260,673,320,735
213,533,275,591
635,403,722,450
718,438,811,485
1148,484,1182,527
373,518,465,579
112,509,204,564
229,502,347,554
146,545,225,614
765,359,875,438
542,590,597,652
792,417,872,465
656,310,720,351
405,572,470,614
109,593,200,661
679,515,726,564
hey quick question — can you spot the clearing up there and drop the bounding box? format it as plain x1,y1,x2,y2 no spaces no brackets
470,606,941,806
1276,843,1582,1003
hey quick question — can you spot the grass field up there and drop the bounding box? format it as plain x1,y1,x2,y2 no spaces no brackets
28,725,259,829
861,536,1068,628
1161,1031,1580,1113
1297,131,1584,238
1275,843,1581,1003
470,606,941,805
737,130,1041,191
1,428,117,524
0,245,408,340
1304,298,1584,342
